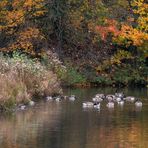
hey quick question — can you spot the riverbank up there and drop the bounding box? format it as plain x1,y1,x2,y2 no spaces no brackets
60,61,148,88
0,52,62,111
0,51,147,111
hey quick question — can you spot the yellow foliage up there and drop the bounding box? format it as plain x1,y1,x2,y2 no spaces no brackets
113,0,148,53
132,0,148,32
0,0,47,54
96,50,132,72
0,0,46,31
114,24,148,46
111,50,132,64
23,0,46,16
6,10,25,28
0,27,45,54
68,0,107,30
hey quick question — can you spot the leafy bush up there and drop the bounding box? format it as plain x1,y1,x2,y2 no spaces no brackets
92,76,112,85
63,64,87,86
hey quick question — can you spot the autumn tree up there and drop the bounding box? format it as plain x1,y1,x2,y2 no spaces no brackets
0,0,47,54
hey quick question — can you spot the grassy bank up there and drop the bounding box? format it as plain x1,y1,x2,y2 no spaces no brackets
0,52,62,111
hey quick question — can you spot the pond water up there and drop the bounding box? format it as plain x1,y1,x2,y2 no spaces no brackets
0,87,148,148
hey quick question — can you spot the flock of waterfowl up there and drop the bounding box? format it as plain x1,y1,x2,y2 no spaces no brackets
18,95,76,110
45,92,143,110
18,92,143,111
82,92,143,110
46,95,76,102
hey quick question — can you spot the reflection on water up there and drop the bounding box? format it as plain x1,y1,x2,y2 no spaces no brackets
0,87,148,148
0,102,62,148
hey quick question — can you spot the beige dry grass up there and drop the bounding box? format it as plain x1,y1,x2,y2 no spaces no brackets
0,53,62,111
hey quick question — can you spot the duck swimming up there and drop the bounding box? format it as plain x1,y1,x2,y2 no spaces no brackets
82,102,94,108
135,99,142,107
55,97,61,102
116,97,122,102
125,96,135,102
20,105,26,110
106,95,114,102
69,95,76,101
92,97,103,103
115,92,124,98
95,94,105,99
46,96,53,101
93,102,100,109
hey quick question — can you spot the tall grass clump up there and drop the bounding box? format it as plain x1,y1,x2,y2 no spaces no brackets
0,52,62,111
41,51,67,80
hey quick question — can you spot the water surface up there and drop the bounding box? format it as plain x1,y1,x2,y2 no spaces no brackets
0,87,148,148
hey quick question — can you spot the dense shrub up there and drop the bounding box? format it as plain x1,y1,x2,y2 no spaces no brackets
62,63,87,86
0,52,62,111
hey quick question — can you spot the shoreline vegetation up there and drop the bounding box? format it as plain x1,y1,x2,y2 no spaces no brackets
0,52,62,111
0,51,147,111
0,0,148,111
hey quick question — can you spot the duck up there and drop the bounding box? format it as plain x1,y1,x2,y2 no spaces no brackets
125,96,135,102
20,105,26,110
135,99,142,107
46,96,53,101
115,92,125,98
106,101,114,108
106,94,115,98
95,94,105,99
92,97,103,103
62,95,68,100
82,102,94,108
55,97,61,102
106,95,114,102
93,102,100,109
115,97,122,102
69,95,76,101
